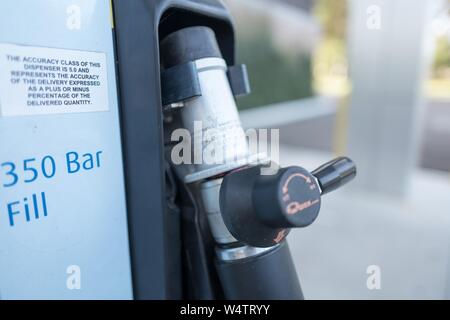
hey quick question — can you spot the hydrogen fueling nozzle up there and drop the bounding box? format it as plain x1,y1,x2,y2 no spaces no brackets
160,26,357,300
160,26,357,253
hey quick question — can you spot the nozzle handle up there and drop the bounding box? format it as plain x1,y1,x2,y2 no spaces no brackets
312,157,356,195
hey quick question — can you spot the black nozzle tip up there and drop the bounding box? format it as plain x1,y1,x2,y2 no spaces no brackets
312,157,357,195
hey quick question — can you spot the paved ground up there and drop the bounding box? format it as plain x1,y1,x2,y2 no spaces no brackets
421,100,450,172
280,146,450,299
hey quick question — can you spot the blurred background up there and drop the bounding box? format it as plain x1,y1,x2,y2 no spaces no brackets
223,0,450,299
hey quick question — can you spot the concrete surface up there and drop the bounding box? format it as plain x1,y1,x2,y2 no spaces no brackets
421,99,450,172
280,145,450,299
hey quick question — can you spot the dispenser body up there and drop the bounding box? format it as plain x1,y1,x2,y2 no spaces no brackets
0,0,236,300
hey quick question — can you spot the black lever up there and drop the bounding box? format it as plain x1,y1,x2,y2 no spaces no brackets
312,157,356,195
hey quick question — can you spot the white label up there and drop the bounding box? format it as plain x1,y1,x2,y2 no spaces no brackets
0,43,109,117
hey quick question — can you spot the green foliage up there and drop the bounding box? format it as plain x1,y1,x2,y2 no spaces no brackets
314,0,347,41
433,36,450,78
235,25,313,110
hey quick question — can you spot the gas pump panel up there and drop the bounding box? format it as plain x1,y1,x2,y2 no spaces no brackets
0,0,133,299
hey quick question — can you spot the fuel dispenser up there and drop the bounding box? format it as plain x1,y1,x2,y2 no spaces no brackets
0,0,356,300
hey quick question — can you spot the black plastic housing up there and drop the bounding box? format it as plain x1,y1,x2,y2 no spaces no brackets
112,0,235,300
